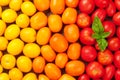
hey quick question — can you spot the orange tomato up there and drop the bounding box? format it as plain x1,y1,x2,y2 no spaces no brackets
50,33,68,52
64,24,79,43
30,12,47,30
34,0,49,11
48,14,63,32
55,53,68,68
41,45,56,62
67,43,81,60
33,56,45,73
50,0,65,14
65,60,85,76
62,7,77,24
44,63,61,80
65,0,79,8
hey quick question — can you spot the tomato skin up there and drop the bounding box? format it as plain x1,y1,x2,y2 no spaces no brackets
106,1,116,17
103,65,115,80
115,69,120,80
78,74,90,80
79,28,95,45
91,8,106,22
94,0,109,8
114,50,120,68
117,27,120,39
81,46,97,62
98,49,113,65
86,61,105,79
77,13,91,28
115,0,120,10
108,37,120,51
103,21,116,38
79,0,95,14
113,12,120,25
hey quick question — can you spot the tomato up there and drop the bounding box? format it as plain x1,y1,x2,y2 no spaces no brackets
115,69,120,80
79,0,95,14
81,46,97,62
79,28,95,45
113,12,120,25
77,13,91,28
108,37,120,51
98,49,113,65
91,8,106,22
94,0,109,8
95,43,100,50
78,74,90,80
114,50,120,68
103,65,115,80
103,21,116,38
117,27,120,39
115,0,120,10
86,62,105,79
106,1,116,17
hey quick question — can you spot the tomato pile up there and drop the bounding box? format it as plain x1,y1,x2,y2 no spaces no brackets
0,0,120,80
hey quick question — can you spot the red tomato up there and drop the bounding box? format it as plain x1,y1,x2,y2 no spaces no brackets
77,13,91,28
81,46,97,62
79,0,95,14
113,12,120,25
115,69,120,80
95,43,100,50
103,21,116,38
94,0,109,8
116,26,120,39
103,65,115,80
98,49,113,65
78,74,90,80
115,0,120,10
86,61,105,79
114,50,120,68
108,37,120,51
79,28,95,45
106,1,116,17
91,8,106,22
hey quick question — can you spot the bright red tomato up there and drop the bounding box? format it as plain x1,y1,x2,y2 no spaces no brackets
79,28,95,45
78,74,90,80
86,61,105,79
103,21,116,38
115,0,120,10
113,12,120,25
81,46,97,62
94,0,109,8
79,0,95,14
116,27,120,39
114,50,120,68
77,13,91,28
103,65,115,80
108,37,120,51
91,8,106,22
98,49,113,65
115,69,120,80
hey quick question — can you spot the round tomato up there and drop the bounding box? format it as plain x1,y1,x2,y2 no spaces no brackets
115,69,120,80
116,26,120,39
114,50,120,68
94,0,109,8
115,0,120,10
78,74,90,80
113,12,120,25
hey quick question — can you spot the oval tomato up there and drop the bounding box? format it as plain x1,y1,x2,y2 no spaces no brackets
114,50,120,68
115,0,120,10
116,26,120,39
94,0,109,8
115,69,120,80
78,74,90,80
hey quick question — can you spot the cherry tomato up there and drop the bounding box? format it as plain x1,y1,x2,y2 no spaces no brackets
116,26,120,39
103,65,115,80
79,0,95,14
91,8,106,22
108,37,120,51
98,49,113,65
78,74,90,80
94,0,109,8
81,46,97,62
115,0,120,10
113,12,120,25
79,28,95,45
114,50,120,68
86,61,105,79
115,69,120,80
103,21,116,38
77,13,91,28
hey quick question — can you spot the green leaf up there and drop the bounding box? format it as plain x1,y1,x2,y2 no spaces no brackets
101,32,110,38
92,16,104,33
92,33,101,39
97,39,108,51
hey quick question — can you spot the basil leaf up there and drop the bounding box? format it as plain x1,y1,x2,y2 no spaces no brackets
92,16,104,33
92,33,101,39
101,32,110,38
97,39,108,51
